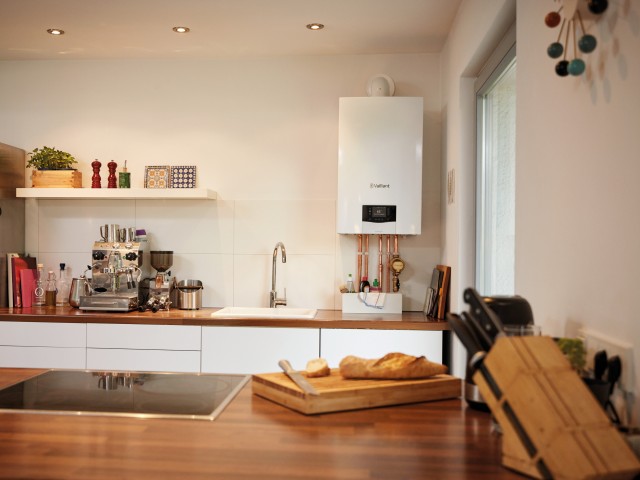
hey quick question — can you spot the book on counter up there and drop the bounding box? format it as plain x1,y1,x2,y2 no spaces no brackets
6,253,37,308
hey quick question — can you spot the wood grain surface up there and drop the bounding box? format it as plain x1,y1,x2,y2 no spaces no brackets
253,369,461,414
0,368,521,479
0,307,449,330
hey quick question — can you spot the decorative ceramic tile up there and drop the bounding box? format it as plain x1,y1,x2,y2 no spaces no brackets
170,165,197,188
144,166,170,188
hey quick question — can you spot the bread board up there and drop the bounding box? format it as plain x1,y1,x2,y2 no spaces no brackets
252,369,461,415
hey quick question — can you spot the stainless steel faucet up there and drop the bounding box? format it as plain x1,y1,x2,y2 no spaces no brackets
270,242,287,308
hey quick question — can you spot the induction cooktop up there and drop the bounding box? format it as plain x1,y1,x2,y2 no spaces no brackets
0,370,250,421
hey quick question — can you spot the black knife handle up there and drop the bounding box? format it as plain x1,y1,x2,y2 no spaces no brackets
463,288,504,341
446,313,486,371
462,311,493,351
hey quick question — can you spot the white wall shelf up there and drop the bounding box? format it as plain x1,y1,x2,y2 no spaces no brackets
16,187,216,200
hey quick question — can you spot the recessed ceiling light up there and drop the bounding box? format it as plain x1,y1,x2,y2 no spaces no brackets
306,23,324,31
172,26,190,33
46,28,65,35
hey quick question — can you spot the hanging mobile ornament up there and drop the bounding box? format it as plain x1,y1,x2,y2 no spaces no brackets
544,0,608,78
568,20,586,75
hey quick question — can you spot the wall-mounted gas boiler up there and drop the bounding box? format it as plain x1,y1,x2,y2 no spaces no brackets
337,97,423,235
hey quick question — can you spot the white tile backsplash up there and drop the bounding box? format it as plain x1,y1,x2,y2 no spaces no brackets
234,199,335,255
27,196,437,310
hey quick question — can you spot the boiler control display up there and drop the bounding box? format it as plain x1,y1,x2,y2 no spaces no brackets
362,205,396,223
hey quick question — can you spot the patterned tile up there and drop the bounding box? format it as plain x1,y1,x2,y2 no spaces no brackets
170,165,197,188
144,166,170,188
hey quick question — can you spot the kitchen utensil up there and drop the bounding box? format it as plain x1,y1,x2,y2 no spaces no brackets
594,350,607,381
99,224,109,242
117,228,126,242
463,288,505,344
278,360,319,396
253,368,460,415
605,355,622,424
69,276,92,308
128,227,136,242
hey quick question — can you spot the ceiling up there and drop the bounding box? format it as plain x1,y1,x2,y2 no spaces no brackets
0,0,462,60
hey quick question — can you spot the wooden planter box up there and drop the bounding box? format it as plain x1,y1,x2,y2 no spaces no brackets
31,170,82,188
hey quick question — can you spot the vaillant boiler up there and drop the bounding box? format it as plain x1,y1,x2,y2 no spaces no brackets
337,97,423,235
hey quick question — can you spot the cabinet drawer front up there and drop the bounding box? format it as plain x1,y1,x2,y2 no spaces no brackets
320,329,443,367
87,324,201,350
0,346,86,369
0,322,86,348
201,327,319,374
87,348,201,373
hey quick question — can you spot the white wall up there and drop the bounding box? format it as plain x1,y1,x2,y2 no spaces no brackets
0,54,442,311
516,0,640,424
440,0,516,378
443,0,640,423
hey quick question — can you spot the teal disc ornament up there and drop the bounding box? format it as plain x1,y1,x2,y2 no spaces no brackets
568,58,586,76
547,42,564,58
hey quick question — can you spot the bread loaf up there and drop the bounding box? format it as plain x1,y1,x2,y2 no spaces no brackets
306,358,330,378
339,352,447,379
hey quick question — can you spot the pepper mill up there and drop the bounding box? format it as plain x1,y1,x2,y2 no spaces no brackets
91,160,102,188
107,160,117,188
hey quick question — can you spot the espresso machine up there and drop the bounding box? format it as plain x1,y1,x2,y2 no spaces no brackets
79,227,151,312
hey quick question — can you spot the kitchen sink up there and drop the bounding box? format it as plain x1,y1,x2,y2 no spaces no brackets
210,307,318,319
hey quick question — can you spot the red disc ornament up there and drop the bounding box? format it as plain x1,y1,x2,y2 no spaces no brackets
545,11,561,28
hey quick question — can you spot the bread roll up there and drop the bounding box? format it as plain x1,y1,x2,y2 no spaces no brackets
339,352,447,379
306,358,330,377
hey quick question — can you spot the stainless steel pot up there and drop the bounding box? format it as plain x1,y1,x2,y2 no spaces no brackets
177,279,202,310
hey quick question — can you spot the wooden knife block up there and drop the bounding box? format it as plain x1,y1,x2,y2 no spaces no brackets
473,335,640,479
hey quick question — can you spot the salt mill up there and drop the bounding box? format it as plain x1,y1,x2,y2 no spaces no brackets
91,160,102,188
107,160,117,188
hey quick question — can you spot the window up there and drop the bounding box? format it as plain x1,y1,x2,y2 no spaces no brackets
475,29,516,296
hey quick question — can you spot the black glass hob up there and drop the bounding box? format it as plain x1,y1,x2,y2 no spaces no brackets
0,370,249,420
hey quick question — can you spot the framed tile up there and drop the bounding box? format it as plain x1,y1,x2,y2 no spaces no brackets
144,166,170,189
170,165,197,188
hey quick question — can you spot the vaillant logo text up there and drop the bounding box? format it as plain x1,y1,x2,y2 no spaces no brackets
370,183,390,189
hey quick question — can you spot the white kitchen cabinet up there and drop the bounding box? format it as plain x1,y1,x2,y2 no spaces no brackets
201,326,320,374
320,329,442,368
86,323,201,373
0,321,86,369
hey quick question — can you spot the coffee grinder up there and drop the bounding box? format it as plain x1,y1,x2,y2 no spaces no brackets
140,251,177,311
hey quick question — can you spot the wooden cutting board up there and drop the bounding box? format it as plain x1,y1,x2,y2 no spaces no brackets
252,369,461,415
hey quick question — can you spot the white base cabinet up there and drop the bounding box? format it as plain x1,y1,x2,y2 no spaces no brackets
320,329,442,368
201,327,320,374
86,324,201,373
0,322,86,369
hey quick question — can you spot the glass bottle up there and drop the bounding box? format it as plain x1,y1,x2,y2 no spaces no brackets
33,263,45,307
346,274,355,293
56,263,70,306
45,270,57,307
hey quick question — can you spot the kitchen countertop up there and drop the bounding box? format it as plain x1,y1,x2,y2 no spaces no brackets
0,368,518,480
0,307,449,330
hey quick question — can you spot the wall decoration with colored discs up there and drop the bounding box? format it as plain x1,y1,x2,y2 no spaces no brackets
545,0,608,77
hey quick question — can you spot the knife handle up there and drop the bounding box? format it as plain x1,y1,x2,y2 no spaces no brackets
446,313,486,371
278,359,294,373
463,288,504,341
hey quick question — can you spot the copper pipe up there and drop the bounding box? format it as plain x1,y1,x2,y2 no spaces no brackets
356,234,362,288
364,235,369,278
386,235,391,293
378,235,383,291
393,235,399,255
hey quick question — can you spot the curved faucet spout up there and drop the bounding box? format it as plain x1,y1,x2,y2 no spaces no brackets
270,242,287,307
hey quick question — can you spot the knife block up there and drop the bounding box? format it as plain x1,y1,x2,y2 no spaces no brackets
473,335,640,479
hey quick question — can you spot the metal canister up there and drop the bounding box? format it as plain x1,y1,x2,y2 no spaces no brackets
176,279,203,310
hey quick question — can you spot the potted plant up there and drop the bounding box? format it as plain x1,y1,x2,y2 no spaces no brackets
27,146,82,188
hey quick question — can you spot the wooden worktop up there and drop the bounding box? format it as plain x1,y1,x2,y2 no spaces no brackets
0,368,517,479
0,307,448,330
